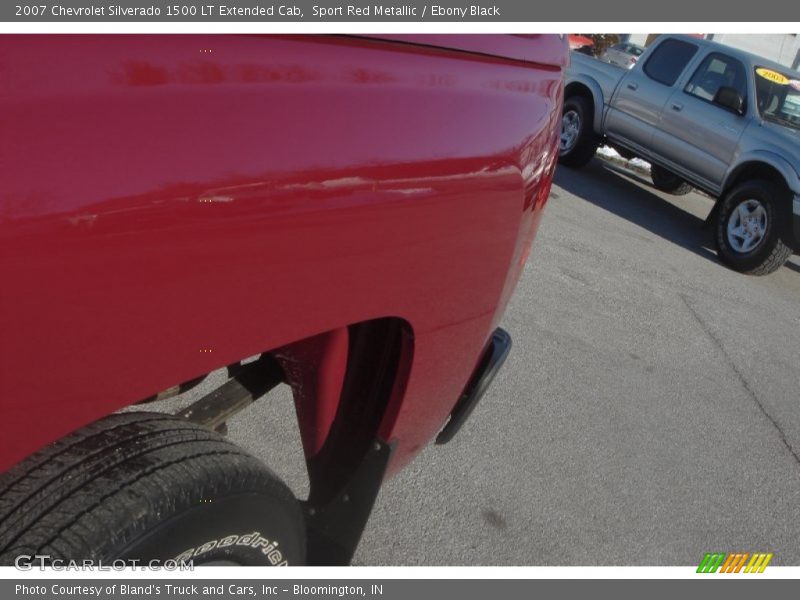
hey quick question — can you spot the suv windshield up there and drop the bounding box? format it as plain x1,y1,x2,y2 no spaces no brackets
754,66,800,130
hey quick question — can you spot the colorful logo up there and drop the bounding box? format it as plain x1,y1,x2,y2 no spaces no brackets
697,552,773,573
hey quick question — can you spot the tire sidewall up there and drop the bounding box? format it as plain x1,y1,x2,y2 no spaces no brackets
560,97,588,159
117,491,305,566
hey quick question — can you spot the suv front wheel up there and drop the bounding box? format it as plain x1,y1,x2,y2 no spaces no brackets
715,179,793,275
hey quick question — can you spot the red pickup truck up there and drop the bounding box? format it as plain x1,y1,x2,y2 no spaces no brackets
0,34,567,566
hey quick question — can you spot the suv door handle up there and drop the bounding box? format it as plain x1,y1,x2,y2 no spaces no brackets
626,82,638,90
671,102,684,111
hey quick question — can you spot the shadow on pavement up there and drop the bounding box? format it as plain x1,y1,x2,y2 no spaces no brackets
554,158,722,266
784,260,800,274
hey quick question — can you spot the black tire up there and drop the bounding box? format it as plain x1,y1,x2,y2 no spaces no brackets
558,96,600,168
714,179,793,275
0,412,305,566
651,164,693,195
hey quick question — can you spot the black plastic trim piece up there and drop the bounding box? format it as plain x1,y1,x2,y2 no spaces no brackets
435,327,512,445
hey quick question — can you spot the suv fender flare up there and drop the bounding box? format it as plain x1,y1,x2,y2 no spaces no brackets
564,77,605,135
722,152,800,197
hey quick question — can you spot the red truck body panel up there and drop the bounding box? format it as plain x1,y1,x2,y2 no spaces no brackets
0,34,565,475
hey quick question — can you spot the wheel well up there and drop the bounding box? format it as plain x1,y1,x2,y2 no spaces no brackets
134,316,414,505
564,82,594,105
564,82,594,113
564,82,597,120
723,162,789,197
707,162,792,228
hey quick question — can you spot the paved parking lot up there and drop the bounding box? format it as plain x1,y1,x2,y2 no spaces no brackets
171,157,800,565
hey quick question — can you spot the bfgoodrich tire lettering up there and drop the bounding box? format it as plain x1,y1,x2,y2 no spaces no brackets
0,412,305,566
714,179,793,275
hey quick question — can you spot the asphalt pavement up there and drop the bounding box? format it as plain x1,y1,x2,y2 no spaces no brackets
158,157,800,565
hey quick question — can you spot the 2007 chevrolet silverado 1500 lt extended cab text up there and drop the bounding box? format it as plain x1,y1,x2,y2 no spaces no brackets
561,35,800,275
0,35,567,566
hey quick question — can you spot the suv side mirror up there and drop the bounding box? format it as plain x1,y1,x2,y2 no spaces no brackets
714,86,745,115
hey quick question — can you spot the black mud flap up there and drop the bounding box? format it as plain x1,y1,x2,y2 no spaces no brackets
303,438,394,566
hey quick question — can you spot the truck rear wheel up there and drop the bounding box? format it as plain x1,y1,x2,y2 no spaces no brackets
714,179,793,275
651,165,693,195
0,412,305,566
558,96,599,168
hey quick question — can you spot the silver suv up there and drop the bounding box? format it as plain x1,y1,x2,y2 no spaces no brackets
562,35,800,275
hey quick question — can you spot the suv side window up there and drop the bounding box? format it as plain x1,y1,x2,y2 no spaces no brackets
685,53,747,109
643,39,699,86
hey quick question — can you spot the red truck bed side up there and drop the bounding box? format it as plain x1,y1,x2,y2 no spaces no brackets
0,34,565,475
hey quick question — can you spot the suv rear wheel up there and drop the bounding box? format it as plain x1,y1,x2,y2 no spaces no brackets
0,412,305,566
651,165,693,195
558,96,600,168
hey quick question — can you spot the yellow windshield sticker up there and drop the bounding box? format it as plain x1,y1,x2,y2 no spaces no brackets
756,68,789,84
